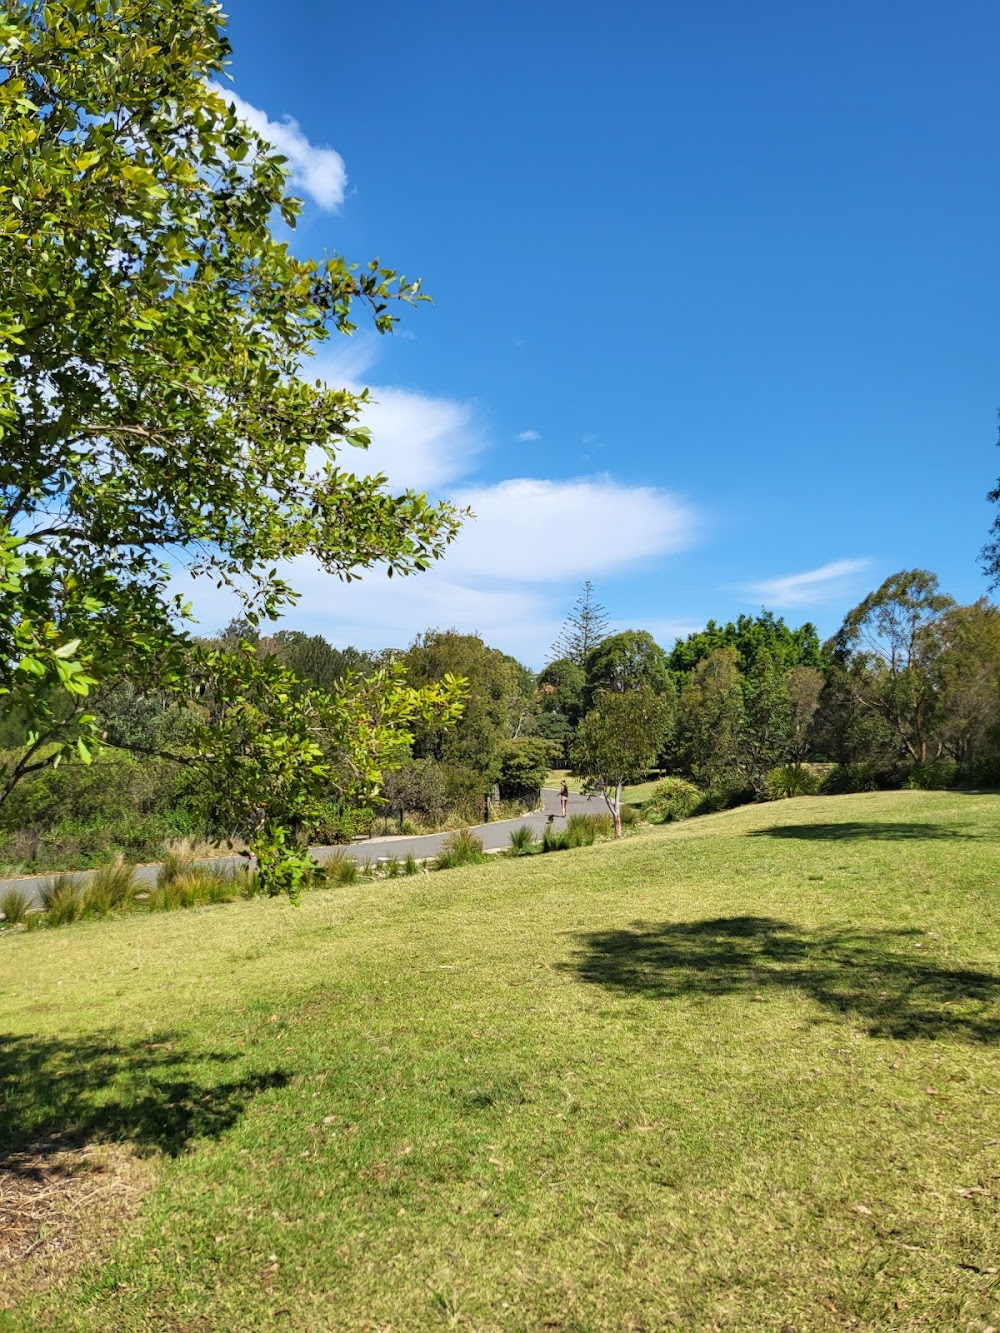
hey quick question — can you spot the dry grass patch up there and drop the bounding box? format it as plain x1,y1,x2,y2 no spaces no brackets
0,1143,152,1313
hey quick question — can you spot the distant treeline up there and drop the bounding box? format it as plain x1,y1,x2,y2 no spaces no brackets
2,568,997,870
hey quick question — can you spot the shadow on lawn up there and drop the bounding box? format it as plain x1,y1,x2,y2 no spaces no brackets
750,821,987,841
565,916,1000,1043
0,1030,288,1173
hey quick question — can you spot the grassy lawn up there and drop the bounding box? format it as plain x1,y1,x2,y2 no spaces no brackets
2,790,999,1331
546,768,659,804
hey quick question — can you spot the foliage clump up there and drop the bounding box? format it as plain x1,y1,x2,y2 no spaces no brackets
645,777,703,823
435,829,488,871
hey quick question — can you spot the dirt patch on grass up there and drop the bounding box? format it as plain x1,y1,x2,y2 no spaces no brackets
0,1141,154,1311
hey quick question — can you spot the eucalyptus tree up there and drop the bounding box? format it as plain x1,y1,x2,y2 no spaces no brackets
834,570,954,764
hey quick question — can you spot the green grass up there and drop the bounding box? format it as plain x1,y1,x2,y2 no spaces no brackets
547,768,660,804
2,790,1000,1330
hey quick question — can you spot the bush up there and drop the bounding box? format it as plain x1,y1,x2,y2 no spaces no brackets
41,875,85,926
904,760,960,790
435,828,487,870
0,886,30,926
765,766,820,800
541,826,571,853
583,811,615,839
565,812,616,846
508,824,538,855
821,763,898,795
323,851,360,885
619,804,641,828
967,756,1000,788
313,803,375,844
84,856,137,914
645,777,702,824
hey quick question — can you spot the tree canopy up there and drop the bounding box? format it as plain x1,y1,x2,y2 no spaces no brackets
0,0,467,884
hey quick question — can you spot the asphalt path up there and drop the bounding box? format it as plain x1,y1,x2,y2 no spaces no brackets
1,788,605,911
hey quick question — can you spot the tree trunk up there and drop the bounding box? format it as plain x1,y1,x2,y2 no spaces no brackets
613,781,623,839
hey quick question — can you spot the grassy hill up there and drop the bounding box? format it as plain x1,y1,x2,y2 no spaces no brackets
2,790,999,1331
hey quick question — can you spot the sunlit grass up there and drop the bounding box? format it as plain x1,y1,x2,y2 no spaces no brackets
2,790,999,1331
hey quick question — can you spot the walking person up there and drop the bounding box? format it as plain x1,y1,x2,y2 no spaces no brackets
559,779,569,817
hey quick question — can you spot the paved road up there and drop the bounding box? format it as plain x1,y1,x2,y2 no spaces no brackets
0,789,606,911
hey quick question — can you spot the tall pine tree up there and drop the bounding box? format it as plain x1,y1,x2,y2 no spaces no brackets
548,581,610,665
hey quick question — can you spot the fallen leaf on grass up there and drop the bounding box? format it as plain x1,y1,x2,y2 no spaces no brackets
957,1186,988,1197
852,1204,872,1215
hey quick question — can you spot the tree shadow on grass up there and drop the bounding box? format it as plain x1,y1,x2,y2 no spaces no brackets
0,1030,289,1175
563,916,1000,1043
749,821,989,841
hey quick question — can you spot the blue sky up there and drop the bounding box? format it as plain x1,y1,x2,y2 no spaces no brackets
193,0,1000,665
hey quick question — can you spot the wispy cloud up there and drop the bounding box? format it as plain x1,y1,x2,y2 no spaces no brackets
449,477,696,583
305,345,484,491
517,429,541,442
742,559,871,608
176,475,700,664
213,85,348,211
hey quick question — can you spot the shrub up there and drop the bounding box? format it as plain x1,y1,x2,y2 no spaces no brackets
821,763,897,795
904,760,960,790
152,873,200,910
435,829,487,870
967,755,1000,788
619,804,641,828
324,851,359,885
313,804,376,844
157,837,202,888
398,819,417,835
41,875,85,925
765,766,820,800
0,887,30,926
645,777,703,823
583,811,615,839
195,868,241,905
541,826,571,853
85,856,137,914
508,824,538,855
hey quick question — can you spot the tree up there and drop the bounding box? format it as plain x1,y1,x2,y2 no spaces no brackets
379,757,446,830
0,0,465,862
674,647,747,789
497,737,560,801
786,665,824,767
404,631,534,787
583,629,672,710
533,656,585,763
548,581,610,665
931,600,1000,764
571,688,670,837
741,648,793,789
835,570,954,763
667,612,822,676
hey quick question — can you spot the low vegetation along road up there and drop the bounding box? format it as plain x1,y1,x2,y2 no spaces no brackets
0,788,603,908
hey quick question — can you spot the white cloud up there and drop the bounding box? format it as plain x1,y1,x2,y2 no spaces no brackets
449,477,696,582
741,559,870,608
303,345,484,491
517,429,541,442
175,476,699,665
213,85,347,211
